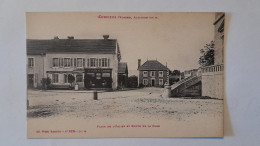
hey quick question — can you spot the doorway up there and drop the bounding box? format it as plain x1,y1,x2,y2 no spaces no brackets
151,78,155,86
28,74,34,88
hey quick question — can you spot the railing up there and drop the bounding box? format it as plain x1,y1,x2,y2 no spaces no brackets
171,75,202,96
200,64,224,73
171,72,198,89
172,75,201,90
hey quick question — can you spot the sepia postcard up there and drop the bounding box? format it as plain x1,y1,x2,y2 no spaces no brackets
26,12,225,138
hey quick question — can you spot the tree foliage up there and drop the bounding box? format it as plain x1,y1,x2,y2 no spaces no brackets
127,75,138,88
171,70,181,76
199,41,215,67
41,77,51,89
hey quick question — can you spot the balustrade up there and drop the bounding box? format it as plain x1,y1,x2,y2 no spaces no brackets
201,64,224,73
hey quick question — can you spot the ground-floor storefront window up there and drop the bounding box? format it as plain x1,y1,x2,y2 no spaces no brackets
84,69,112,88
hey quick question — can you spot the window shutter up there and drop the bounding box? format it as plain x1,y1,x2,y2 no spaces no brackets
87,58,90,67
60,58,63,67
52,58,54,67
32,58,34,67
51,74,54,83
108,58,110,67
74,58,76,67
70,58,73,67
83,58,85,67
96,58,98,67
59,58,63,67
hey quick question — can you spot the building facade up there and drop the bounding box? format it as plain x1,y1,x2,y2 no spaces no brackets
137,59,169,87
27,35,122,90
200,13,225,99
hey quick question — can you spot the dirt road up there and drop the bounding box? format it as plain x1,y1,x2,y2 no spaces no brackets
27,88,223,122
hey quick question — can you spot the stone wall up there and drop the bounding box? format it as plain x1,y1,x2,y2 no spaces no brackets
201,71,224,99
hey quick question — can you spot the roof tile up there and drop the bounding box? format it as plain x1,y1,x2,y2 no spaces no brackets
138,60,169,71
27,39,117,55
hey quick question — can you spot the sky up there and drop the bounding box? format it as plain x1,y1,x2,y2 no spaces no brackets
27,12,215,76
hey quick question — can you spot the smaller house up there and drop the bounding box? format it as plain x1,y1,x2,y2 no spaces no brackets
137,59,169,87
118,62,128,88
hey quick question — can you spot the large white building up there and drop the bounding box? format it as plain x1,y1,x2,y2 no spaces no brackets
27,35,123,90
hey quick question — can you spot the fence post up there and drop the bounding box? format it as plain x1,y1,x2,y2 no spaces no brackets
93,90,98,100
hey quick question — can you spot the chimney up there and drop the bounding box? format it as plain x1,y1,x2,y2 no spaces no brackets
138,59,141,68
67,36,74,39
103,35,109,40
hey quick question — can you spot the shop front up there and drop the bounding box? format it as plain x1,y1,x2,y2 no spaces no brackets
84,68,112,88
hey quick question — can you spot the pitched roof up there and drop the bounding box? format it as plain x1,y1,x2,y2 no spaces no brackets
27,39,118,55
138,60,169,71
118,62,128,74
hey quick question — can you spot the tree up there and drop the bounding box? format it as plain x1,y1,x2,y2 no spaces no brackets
171,70,181,76
199,41,215,67
41,77,51,90
127,75,138,88
68,74,75,87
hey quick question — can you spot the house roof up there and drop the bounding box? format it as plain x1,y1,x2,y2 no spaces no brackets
138,60,169,71
118,62,128,74
27,39,118,55
213,13,225,25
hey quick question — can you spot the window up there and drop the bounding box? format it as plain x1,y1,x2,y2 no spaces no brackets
101,58,108,67
150,71,156,77
28,58,34,67
64,74,68,83
159,71,163,77
143,79,148,85
53,58,59,67
87,73,95,77
96,73,101,80
76,58,83,68
76,74,83,82
90,58,96,67
143,71,148,77
102,73,111,77
53,74,59,83
159,79,164,86
64,58,71,67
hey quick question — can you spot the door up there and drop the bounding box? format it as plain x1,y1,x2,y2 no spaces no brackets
28,74,34,88
151,79,155,86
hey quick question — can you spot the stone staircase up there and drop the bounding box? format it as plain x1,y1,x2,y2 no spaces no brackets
171,74,202,97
